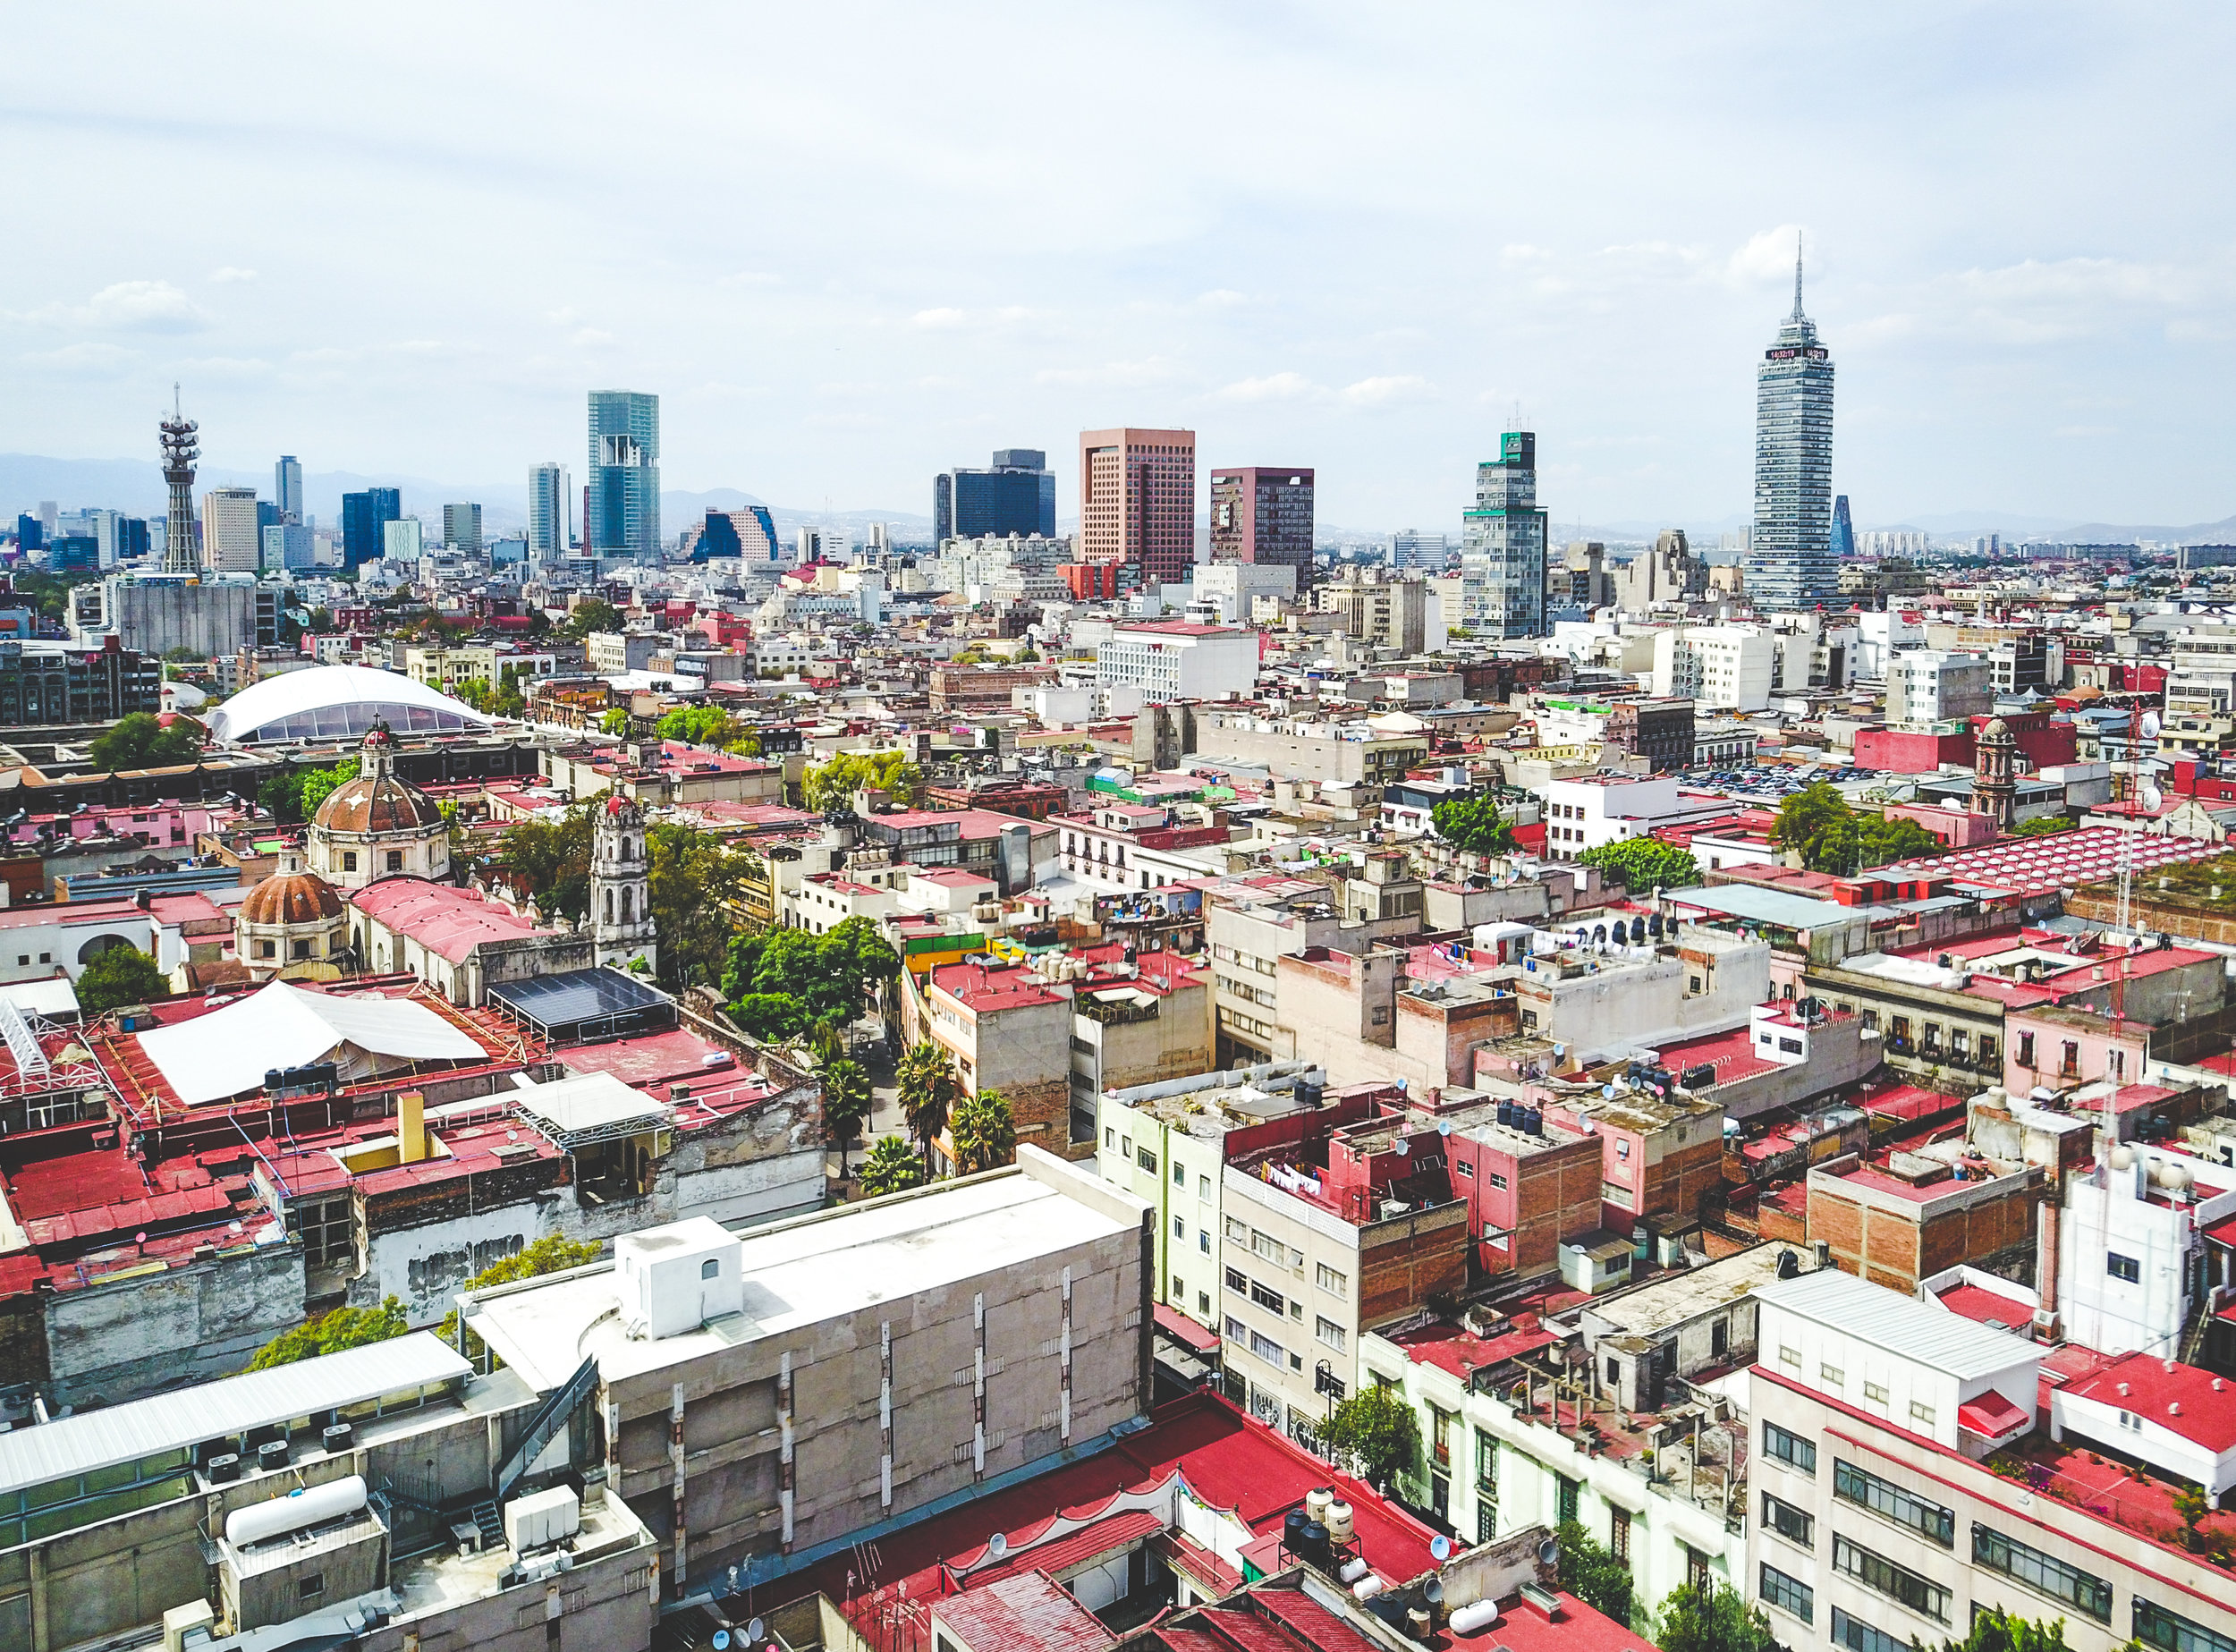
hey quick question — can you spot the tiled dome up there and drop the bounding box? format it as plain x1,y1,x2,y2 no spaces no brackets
312,771,445,836
239,865,345,926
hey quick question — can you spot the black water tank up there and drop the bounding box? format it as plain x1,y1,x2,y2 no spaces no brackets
1284,1509,1309,1556
1777,1249,1801,1280
1299,1520,1330,1567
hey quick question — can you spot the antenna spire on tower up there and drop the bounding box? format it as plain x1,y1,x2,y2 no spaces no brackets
1793,233,1806,319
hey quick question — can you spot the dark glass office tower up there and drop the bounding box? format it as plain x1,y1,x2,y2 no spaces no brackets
341,487,400,571
588,390,661,561
935,448,1055,543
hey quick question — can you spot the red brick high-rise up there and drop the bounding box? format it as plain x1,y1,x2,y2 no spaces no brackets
1079,427,1195,587
1208,466,1314,580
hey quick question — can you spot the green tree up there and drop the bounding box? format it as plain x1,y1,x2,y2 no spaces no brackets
1851,810,1944,870
1770,782,1855,871
1430,793,1516,855
307,606,335,633
436,1236,602,1359
77,943,169,1012
561,598,622,640
499,802,597,922
1937,1606,2076,1652
729,992,810,1044
859,1134,926,1197
247,1297,409,1370
950,1088,1017,1174
804,750,923,812
2175,1484,2211,1549
2012,815,2077,836
647,823,756,989
1578,837,1701,892
657,705,741,746
896,1039,962,1172
598,707,631,735
822,1058,873,1175
1554,1521,1635,1627
1322,1383,1420,1491
1650,1580,1774,1652
89,712,201,772
720,918,899,1034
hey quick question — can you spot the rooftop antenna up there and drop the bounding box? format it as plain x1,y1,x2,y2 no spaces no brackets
1792,232,1806,319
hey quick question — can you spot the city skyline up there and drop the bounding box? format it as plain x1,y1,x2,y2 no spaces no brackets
2,8,2232,530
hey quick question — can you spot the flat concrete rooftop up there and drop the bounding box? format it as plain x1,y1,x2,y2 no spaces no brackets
468,1169,1139,1393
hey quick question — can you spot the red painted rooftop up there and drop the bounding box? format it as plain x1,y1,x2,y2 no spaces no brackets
2063,1351,2236,1452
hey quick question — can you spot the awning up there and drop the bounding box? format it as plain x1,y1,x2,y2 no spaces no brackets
137,982,486,1106
1154,1304,1223,1357
1958,1388,2031,1438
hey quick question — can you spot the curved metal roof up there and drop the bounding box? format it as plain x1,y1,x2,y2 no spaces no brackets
208,665,494,745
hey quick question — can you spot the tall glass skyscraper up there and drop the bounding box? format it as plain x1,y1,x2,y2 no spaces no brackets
588,391,660,561
934,448,1056,545
528,462,572,559
1747,250,1837,608
341,487,400,572
274,455,302,525
1460,430,1548,638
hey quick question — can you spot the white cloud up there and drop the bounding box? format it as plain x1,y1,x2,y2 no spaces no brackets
1195,288,1249,308
1035,356,1182,388
1342,375,1433,406
208,267,258,284
78,279,209,332
1728,225,1807,286
174,354,272,378
571,327,615,347
911,307,967,328
21,342,140,372
1217,371,1317,402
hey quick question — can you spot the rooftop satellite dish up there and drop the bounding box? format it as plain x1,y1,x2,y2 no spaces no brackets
715,1633,733,1651
1553,1044,1566,1057
1537,1538,1560,1568
748,1622,765,1643
1396,1138,1411,1156
1603,1085,1616,1099
1430,1536,1453,1562
986,1531,1009,1560
1438,1121,1453,1137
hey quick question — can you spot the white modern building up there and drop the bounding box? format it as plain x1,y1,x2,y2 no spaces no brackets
1888,649,1994,730
1097,621,1258,702
1854,610,1927,682
1540,773,1710,860
2058,1141,2236,1359
1651,626,1777,711
383,517,424,562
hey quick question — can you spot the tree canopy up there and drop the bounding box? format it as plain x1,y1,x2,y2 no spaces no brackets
1430,793,1516,855
1577,837,1700,892
1771,782,1943,874
1554,1521,1635,1629
247,1297,409,1371
1322,1383,1419,1490
561,598,622,640
2012,815,2077,836
1650,1580,1772,1652
1938,1607,2074,1652
647,823,757,988
453,667,529,719
859,1134,925,1197
89,712,201,772
259,758,360,826
79,943,170,1012
720,918,900,1041
656,705,760,756
821,1058,872,1173
804,750,923,813
499,801,597,922
950,1089,1017,1174
436,1235,602,1358
897,1039,962,1170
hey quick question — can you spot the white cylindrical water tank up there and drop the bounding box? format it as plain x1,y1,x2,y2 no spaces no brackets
1448,1600,1500,1636
1351,1575,1385,1602
1339,1558,1371,1584
225,1475,368,1546
1306,1487,1334,1522
1326,1501,1355,1543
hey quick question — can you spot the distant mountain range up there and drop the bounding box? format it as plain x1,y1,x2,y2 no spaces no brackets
4,453,2230,548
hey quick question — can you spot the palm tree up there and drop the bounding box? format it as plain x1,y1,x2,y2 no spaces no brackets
950,1089,1017,1174
896,1039,961,1174
822,1058,872,1176
859,1134,926,1198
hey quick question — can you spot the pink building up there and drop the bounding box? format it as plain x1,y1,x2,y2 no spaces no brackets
1080,427,1196,586
1208,467,1314,577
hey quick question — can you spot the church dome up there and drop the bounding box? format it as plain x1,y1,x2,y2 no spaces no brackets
239,864,344,927
314,773,445,835
1980,717,2012,740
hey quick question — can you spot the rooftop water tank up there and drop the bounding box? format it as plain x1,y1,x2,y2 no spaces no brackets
224,1475,368,1547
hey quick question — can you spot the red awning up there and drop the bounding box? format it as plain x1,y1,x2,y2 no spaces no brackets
1155,1304,1223,1357
1958,1389,2030,1437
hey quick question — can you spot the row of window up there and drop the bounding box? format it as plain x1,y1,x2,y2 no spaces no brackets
1772,1349,1937,1426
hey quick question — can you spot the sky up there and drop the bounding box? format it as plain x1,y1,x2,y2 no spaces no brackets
4,3,2235,535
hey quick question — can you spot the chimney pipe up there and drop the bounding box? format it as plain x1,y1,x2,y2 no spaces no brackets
2032,1200,2061,1339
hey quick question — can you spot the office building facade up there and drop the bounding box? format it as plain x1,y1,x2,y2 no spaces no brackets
1460,430,1548,638
274,454,302,524
1831,493,1855,562
199,487,262,573
1080,427,1195,587
936,448,1056,545
1747,251,1838,607
588,390,660,560
341,487,401,572
1390,529,1448,572
262,522,316,572
1208,467,1314,580
527,462,572,559
443,501,483,554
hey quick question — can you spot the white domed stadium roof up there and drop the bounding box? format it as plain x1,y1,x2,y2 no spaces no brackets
208,665,496,745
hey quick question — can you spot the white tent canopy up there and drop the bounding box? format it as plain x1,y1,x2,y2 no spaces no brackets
136,981,486,1106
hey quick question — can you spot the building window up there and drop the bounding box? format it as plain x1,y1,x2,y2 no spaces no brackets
1555,1477,1579,1525
1249,1280,1284,1314
257,939,275,958
1198,1291,1211,1317
343,851,358,872
1454,1161,1474,1179
1316,1262,1347,1294
1819,1361,1843,1385
1863,1380,1889,1403
385,850,404,872
1909,1400,1935,1427
1487,1171,1507,1190
1610,1506,1630,1563
1173,1161,1186,1185
1777,1344,1801,1369
292,939,311,959
1173,1274,1185,1299
2136,1599,2236,1652
1199,1174,1212,1200
1834,1606,1914,1652
1833,1535,1948,1623
1173,1216,1185,1239
1199,1229,1211,1253
1316,1316,1346,1351
1763,1420,1817,1474
1225,1267,1248,1295
1475,1429,1497,1495
2017,1031,2035,1067
1105,1127,1115,1148
1834,1460,1954,1546
1763,1492,1813,1549
2108,1250,2141,1283
1758,1563,1813,1625
1980,1035,1998,1066
1138,1147,1156,1175
1973,1525,2112,1622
